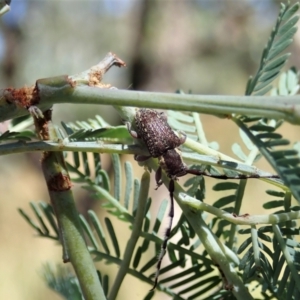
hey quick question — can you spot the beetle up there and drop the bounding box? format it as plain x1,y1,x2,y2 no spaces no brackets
128,108,280,290
127,108,186,159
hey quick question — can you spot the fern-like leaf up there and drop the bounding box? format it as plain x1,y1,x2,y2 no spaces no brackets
18,202,59,240
0,130,35,143
61,117,132,143
245,2,299,95
235,118,300,202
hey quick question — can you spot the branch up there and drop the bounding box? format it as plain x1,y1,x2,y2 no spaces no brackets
0,140,141,156
0,53,300,124
179,193,300,226
34,109,105,300
0,137,284,191
108,171,150,300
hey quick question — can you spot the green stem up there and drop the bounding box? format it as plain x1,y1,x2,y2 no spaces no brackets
1,84,300,124
177,192,253,300
35,109,105,300
0,140,140,156
192,112,208,146
42,153,106,300
0,138,284,189
251,226,261,268
108,171,150,300
39,87,300,125
179,193,300,225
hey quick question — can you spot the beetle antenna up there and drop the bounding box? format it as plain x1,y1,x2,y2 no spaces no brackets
186,169,280,180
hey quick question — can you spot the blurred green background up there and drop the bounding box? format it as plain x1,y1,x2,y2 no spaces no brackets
0,1,299,299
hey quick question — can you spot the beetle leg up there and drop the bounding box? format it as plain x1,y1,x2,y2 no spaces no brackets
150,179,175,291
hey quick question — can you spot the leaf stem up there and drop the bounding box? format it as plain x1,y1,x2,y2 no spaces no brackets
0,140,141,156
192,112,208,146
179,193,300,225
108,171,150,300
177,193,253,300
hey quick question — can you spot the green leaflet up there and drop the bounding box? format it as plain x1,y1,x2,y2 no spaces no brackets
0,130,36,143
245,3,299,95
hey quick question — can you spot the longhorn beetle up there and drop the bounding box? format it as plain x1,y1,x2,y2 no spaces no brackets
128,108,280,290
128,108,186,159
